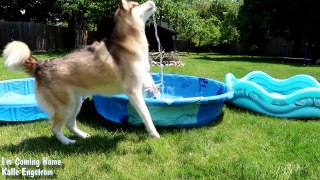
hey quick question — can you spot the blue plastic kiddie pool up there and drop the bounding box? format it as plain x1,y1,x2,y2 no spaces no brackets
0,78,48,121
225,71,320,118
93,73,234,127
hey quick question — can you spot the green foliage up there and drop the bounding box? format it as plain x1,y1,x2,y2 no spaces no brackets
211,0,243,44
0,0,61,23
193,17,221,46
154,0,242,47
237,0,320,53
1,0,244,49
56,0,118,30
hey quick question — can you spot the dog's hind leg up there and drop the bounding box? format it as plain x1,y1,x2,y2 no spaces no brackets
50,110,76,145
65,95,91,139
127,88,160,138
36,89,77,144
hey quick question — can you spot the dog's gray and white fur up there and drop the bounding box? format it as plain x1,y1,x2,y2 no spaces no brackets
2,0,160,144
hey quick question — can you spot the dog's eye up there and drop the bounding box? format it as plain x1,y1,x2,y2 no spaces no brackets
129,2,139,10
133,3,139,7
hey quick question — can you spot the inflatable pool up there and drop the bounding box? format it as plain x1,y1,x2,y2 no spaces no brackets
225,71,320,118
93,73,234,127
0,78,48,121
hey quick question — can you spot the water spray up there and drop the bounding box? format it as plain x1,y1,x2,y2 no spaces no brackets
152,13,164,98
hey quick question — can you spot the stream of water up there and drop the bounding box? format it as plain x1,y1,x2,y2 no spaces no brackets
152,13,164,98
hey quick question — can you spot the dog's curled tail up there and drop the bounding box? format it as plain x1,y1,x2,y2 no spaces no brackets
3,41,38,75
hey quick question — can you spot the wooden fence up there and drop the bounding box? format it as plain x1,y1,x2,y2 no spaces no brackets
0,21,71,51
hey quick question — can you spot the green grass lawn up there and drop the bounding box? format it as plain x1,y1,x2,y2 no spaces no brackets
0,52,319,179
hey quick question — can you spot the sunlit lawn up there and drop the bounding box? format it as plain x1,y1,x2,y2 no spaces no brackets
0,52,319,179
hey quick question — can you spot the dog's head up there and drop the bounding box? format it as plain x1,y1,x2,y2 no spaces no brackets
115,0,156,29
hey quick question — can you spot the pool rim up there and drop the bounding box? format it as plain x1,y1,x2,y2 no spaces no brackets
95,73,234,106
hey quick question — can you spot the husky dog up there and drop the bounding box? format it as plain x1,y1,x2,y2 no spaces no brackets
2,0,160,144
88,41,160,99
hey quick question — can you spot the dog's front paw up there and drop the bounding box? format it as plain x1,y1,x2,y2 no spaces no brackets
62,139,76,145
82,133,91,139
150,132,160,139
78,132,91,139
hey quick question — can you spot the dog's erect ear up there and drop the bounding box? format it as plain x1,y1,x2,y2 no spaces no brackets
120,0,129,10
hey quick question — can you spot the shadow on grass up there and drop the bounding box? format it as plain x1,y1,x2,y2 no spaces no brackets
0,119,47,127
225,102,320,122
77,98,151,135
0,99,127,154
0,98,226,154
193,54,314,67
0,134,125,155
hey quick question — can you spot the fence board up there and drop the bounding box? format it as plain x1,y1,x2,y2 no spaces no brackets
0,21,72,51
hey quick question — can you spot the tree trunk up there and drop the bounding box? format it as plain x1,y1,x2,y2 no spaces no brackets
67,19,76,49
196,36,202,55
187,39,191,54
68,10,87,49
74,29,80,48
